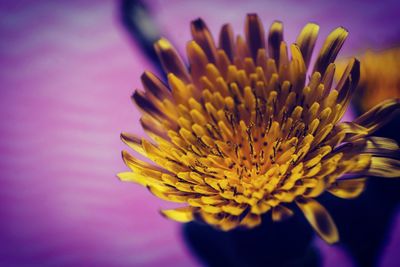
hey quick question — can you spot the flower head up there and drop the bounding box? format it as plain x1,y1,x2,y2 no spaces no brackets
119,14,400,243
337,47,400,112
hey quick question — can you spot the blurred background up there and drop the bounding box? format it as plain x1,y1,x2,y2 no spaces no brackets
0,0,399,266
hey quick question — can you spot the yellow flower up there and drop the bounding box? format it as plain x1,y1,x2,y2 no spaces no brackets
337,48,400,111
119,14,400,244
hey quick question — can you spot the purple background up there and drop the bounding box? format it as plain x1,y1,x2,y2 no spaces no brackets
0,0,399,266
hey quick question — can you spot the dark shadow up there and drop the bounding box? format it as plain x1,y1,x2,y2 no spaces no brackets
119,0,164,76
183,212,320,267
320,115,400,267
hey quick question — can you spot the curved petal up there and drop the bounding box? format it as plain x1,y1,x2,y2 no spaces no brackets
369,157,400,178
328,178,366,199
160,206,195,223
191,18,217,63
313,27,348,75
141,71,172,100
296,23,319,68
296,197,339,244
187,40,209,82
154,38,191,83
132,90,163,117
220,215,241,231
140,114,170,140
268,21,283,64
240,212,261,228
272,205,294,221
219,23,234,61
354,99,400,134
336,58,360,109
364,137,400,157
121,132,146,157
245,13,265,60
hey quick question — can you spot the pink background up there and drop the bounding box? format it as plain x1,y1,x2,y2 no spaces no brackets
0,0,399,266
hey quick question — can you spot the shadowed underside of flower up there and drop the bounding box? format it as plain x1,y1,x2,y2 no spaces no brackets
337,47,400,112
119,14,400,244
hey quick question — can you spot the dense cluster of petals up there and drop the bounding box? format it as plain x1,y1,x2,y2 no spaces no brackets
119,14,400,243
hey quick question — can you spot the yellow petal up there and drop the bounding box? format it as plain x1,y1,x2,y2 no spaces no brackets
272,205,294,221
369,157,400,178
141,71,172,101
313,27,348,75
218,23,234,61
328,178,366,199
221,204,247,216
187,40,209,83
240,213,261,228
354,99,400,134
161,206,194,223
220,215,241,231
117,171,170,194
132,90,163,118
191,18,217,63
121,150,163,175
140,114,170,140
296,23,319,67
296,197,339,244
154,38,191,83
335,58,360,119
245,13,265,59
268,21,283,64
168,73,191,104
120,132,146,157
289,44,306,89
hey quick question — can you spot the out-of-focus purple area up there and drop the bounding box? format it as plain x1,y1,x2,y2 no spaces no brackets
0,1,195,266
0,0,399,266
147,0,400,56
